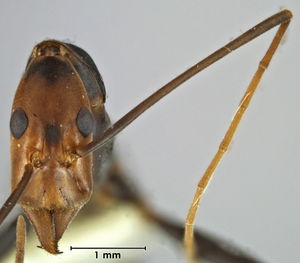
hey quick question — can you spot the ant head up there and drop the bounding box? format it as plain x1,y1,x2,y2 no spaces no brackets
10,40,109,254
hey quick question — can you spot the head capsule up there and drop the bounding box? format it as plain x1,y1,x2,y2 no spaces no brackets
10,40,111,253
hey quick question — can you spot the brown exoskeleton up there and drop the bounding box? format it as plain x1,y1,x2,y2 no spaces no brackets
0,9,292,263
9,41,113,254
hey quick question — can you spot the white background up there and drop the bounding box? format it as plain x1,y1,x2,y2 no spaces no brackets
0,1,299,262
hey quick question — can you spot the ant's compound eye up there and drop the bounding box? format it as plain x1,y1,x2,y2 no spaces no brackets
10,108,28,138
76,107,94,137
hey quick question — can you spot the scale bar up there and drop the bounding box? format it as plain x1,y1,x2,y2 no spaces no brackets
70,246,146,251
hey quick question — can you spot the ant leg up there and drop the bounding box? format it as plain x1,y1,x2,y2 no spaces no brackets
0,164,33,225
15,215,26,263
184,18,291,262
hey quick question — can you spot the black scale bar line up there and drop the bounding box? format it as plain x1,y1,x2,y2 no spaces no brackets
70,246,146,251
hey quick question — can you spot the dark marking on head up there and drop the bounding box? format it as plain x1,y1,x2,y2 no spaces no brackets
45,124,60,145
65,43,106,102
10,108,28,138
76,108,94,137
26,57,72,83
